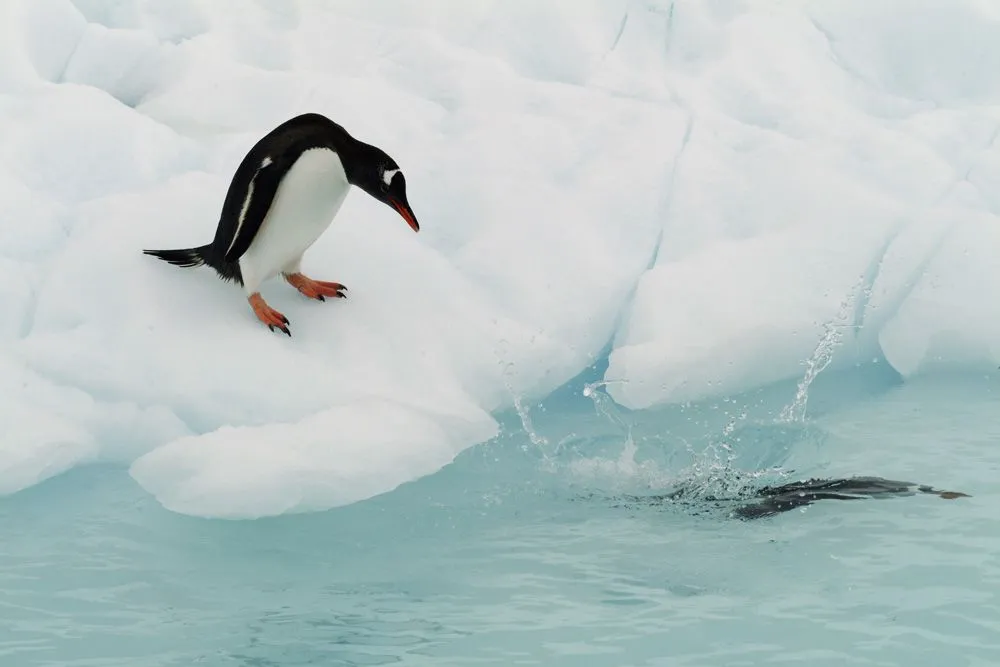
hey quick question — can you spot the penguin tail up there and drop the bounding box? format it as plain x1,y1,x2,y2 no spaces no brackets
142,245,211,269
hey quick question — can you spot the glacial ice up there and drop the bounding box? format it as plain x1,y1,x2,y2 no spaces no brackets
2,0,998,518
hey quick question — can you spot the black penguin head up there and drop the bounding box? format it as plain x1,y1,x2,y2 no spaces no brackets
349,145,420,233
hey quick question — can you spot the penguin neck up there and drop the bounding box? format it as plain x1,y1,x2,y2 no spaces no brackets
328,137,373,187
271,113,368,187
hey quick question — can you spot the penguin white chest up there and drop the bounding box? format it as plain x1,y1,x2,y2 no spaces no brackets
239,148,350,291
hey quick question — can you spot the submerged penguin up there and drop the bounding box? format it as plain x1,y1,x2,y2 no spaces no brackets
592,477,969,521
601,476,970,520
143,112,420,335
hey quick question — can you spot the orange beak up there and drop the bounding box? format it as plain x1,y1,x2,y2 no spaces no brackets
392,199,420,232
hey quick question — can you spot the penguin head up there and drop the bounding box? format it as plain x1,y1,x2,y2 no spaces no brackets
350,146,420,233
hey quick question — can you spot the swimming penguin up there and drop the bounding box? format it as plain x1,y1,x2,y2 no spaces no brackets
143,112,420,335
594,476,970,520
722,476,969,520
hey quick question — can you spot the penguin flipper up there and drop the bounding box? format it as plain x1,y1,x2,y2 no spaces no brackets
219,157,286,264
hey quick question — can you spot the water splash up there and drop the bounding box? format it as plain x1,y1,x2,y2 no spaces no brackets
567,380,676,492
582,379,631,432
511,393,549,451
562,271,871,503
494,336,552,455
686,421,758,499
778,274,868,423
717,401,749,447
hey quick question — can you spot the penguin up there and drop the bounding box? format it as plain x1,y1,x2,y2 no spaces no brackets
599,475,970,520
143,112,420,336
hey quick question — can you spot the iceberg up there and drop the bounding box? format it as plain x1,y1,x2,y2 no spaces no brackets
2,0,998,518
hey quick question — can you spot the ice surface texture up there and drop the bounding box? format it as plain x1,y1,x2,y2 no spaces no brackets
2,0,999,518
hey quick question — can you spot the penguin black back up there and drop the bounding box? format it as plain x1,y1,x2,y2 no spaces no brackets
208,114,360,277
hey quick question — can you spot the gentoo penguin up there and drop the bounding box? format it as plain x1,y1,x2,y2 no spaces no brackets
601,475,970,520
143,112,420,335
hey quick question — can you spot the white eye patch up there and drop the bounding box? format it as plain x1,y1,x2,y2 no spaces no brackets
382,168,399,186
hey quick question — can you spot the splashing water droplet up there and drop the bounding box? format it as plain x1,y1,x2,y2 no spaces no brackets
582,378,627,399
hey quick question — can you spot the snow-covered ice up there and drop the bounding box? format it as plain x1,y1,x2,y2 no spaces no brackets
2,0,999,518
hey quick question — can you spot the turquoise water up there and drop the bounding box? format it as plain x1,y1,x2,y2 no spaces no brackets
2,369,1000,666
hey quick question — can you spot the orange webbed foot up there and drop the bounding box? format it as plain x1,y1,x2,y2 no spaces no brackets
249,293,290,336
284,272,348,302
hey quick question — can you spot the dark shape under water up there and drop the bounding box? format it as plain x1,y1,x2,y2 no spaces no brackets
615,476,971,520
731,476,970,519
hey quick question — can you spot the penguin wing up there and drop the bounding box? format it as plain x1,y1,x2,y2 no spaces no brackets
220,156,288,263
